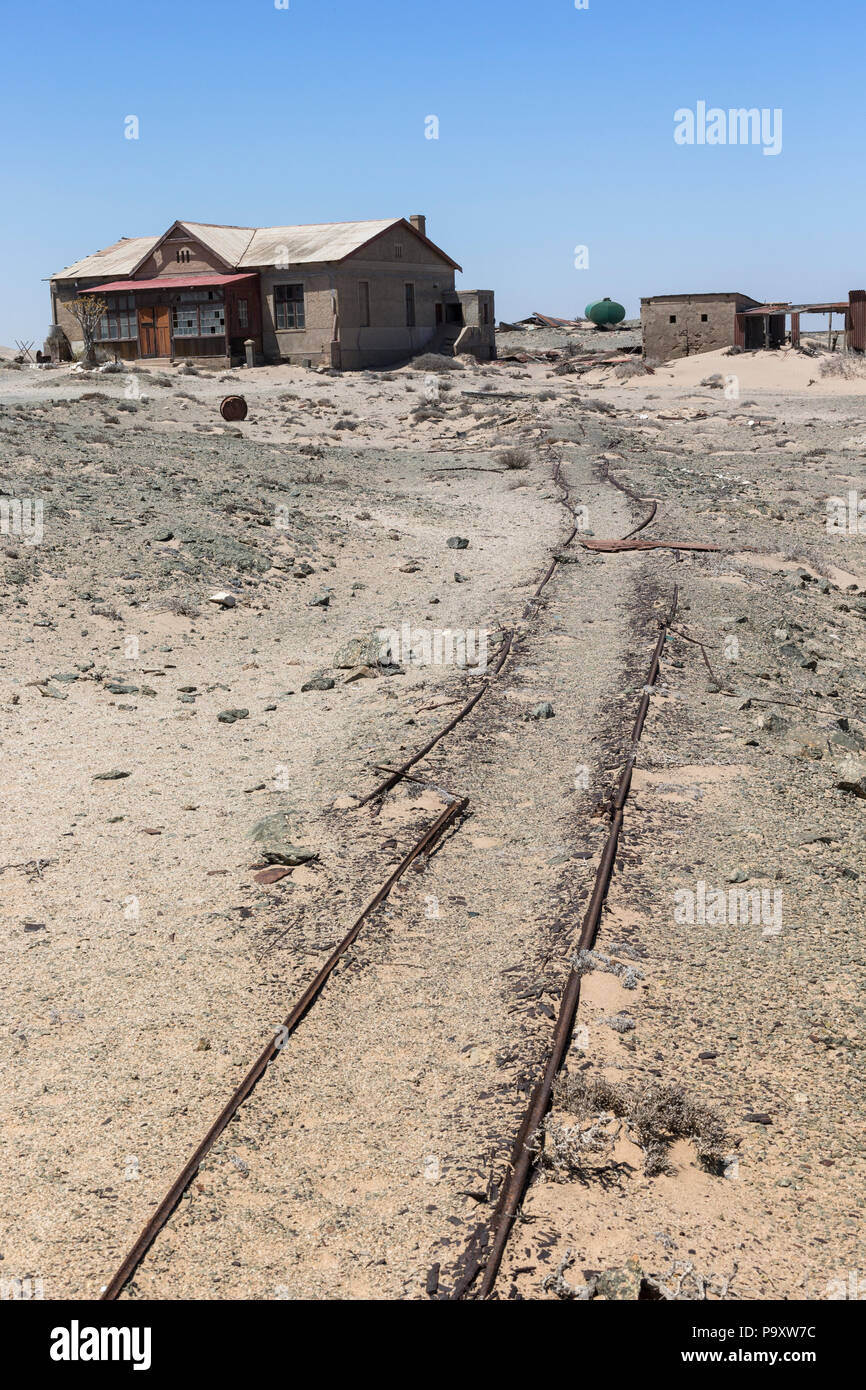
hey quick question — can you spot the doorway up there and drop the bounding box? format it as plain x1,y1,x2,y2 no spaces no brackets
138,305,170,357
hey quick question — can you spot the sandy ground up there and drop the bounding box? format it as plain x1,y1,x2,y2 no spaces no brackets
1,334,864,1301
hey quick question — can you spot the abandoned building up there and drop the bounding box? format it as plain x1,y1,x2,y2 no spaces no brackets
47,217,495,369
642,290,866,362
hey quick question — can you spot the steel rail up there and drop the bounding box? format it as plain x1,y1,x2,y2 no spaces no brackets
101,795,468,1301
356,633,514,807
454,585,679,1299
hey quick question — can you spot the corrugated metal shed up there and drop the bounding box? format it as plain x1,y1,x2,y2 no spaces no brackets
51,236,160,280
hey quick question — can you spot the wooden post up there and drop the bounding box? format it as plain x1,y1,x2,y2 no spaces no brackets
790,312,800,348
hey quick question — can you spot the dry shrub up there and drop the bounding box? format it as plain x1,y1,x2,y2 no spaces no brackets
614,359,649,379
542,1073,731,1177
163,596,200,618
819,354,866,380
496,447,532,470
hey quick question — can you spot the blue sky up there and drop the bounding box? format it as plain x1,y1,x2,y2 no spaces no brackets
2,0,864,341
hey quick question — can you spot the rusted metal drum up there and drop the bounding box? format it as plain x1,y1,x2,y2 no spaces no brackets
220,395,248,422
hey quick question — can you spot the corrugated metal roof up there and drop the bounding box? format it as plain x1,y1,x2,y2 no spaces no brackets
80,273,257,294
743,301,848,315
53,218,460,280
178,222,256,267
51,236,160,280
239,219,402,266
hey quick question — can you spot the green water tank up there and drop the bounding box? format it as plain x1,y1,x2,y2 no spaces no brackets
585,298,626,326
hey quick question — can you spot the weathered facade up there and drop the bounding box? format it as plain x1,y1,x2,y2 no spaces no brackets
47,216,495,369
642,289,866,361
641,292,761,362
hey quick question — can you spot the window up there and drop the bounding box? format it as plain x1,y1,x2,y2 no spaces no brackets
700,313,708,322
175,247,191,264
198,305,224,335
669,314,677,324
405,282,416,328
97,293,136,341
274,283,305,330
172,293,225,337
358,281,370,327
394,243,404,259
238,299,248,331
482,301,490,325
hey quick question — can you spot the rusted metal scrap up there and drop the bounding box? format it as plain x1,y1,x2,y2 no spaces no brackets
219,395,248,422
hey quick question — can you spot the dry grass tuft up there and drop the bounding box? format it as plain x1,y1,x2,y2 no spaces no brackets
496,447,532,470
819,354,866,380
162,596,200,618
542,1072,732,1177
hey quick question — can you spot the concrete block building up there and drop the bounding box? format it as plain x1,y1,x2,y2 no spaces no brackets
47,216,495,369
642,289,866,361
641,292,761,362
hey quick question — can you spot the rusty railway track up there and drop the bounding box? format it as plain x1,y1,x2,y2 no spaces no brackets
101,795,468,1300
97,441,687,1301
99,446,588,1299
453,584,679,1299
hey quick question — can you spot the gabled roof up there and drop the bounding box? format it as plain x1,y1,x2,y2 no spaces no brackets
239,218,460,267
136,221,257,273
51,217,461,279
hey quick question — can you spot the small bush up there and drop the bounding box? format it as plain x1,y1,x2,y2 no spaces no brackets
820,354,866,380
543,1073,732,1177
163,596,200,618
496,447,532,470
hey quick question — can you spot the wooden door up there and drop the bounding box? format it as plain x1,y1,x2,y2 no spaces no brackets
138,305,171,357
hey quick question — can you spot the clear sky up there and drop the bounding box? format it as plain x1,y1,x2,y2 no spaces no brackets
2,0,864,342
